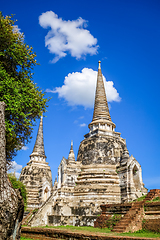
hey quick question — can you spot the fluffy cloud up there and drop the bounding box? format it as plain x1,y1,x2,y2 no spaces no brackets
13,25,24,39
80,123,87,127
47,68,121,108
22,146,29,151
8,161,22,179
39,11,98,62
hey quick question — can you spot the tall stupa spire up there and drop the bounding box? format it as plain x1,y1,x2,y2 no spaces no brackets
92,61,111,122
30,113,46,158
88,61,116,134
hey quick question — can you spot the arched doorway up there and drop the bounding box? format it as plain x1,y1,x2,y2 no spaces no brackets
44,187,49,202
133,165,140,190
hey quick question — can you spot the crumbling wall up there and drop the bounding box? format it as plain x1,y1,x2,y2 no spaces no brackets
143,201,160,232
143,219,160,232
77,135,125,165
0,102,24,240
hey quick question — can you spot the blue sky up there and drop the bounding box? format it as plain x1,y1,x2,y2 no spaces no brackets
2,0,160,190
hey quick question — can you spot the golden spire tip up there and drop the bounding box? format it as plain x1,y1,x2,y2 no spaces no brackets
98,61,101,69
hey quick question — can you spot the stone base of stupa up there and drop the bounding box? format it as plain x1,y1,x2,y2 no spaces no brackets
20,162,52,210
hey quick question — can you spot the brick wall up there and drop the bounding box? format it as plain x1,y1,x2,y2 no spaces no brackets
143,219,160,232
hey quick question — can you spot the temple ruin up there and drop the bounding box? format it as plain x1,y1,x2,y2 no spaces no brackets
23,61,147,227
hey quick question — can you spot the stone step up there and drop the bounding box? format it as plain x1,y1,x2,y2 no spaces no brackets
28,197,39,200
116,221,131,226
113,226,126,230
112,227,126,232
23,211,30,217
112,229,124,233
112,190,160,233
27,201,39,204
112,202,144,233
115,221,131,227
118,217,131,222
117,218,131,222
145,211,160,215
27,193,39,196
26,188,39,191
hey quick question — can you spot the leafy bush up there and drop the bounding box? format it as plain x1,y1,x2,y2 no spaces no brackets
147,196,160,202
132,194,147,202
104,214,122,229
152,197,160,202
8,173,27,209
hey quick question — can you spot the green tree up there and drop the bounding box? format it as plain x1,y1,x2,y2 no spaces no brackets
8,173,27,210
0,13,49,161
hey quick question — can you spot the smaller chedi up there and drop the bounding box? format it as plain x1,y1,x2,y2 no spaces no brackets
20,114,52,210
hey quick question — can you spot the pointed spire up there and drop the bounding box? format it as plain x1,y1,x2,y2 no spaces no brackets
88,61,115,130
98,60,101,69
30,113,46,157
92,61,111,122
68,140,75,162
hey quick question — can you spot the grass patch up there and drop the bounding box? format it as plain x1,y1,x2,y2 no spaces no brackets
21,238,39,240
120,229,160,238
44,225,111,233
132,194,147,202
42,225,160,238
23,226,160,238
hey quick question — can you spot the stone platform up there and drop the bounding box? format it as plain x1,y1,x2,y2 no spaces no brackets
21,227,157,240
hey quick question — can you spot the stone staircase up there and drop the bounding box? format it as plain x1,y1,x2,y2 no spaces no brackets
23,211,30,218
22,211,33,225
112,189,160,233
145,189,160,201
27,193,55,226
112,201,144,232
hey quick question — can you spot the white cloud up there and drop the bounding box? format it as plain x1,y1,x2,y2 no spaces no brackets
39,11,98,62
22,146,29,151
10,161,22,172
8,161,22,179
47,68,121,108
15,172,21,179
13,25,21,34
13,25,24,39
80,123,87,127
